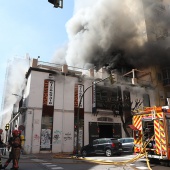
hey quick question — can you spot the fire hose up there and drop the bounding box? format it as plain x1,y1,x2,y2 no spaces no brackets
73,135,155,170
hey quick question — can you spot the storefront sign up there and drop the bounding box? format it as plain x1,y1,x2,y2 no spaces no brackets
43,80,55,106
92,82,96,113
74,84,84,108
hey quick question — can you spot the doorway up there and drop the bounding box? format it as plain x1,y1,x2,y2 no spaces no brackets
89,122,122,144
99,124,113,138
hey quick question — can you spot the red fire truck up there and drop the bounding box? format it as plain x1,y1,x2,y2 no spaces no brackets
130,106,170,165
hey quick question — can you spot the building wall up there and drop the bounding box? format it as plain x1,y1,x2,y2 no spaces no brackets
23,65,157,154
84,113,124,146
52,111,74,153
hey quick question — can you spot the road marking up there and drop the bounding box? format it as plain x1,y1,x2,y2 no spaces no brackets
31,159,47,162
42,163,52,165
135,167,148,170
46,165,58,167
51,167,64,169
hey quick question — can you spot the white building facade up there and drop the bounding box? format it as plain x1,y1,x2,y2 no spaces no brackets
17,59,155,154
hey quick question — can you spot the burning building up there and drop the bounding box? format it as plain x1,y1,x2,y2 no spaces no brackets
0,0,170,154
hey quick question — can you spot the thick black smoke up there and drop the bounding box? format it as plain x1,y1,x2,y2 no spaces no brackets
52,0,170,70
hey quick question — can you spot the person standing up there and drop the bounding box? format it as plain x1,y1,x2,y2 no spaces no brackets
2,130,21,170
2,136,13,169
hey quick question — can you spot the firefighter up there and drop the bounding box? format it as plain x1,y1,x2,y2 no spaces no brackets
2,135,13,169
2,130,21,170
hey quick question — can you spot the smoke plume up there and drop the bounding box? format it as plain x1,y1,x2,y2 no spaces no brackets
0,57,29,129
52,0,170,70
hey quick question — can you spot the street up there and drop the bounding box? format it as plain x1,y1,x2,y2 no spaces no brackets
1,153,170,170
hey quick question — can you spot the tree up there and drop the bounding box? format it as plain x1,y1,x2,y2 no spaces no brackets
118,98,143,137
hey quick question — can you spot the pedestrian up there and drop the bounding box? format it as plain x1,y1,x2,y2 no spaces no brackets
2,130,21,170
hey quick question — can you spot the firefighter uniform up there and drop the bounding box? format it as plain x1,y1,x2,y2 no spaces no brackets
3,130,21,170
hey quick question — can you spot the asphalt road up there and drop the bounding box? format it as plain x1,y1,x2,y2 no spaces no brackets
1,153,170,170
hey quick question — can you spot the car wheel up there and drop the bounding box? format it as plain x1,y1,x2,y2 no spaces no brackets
105,149,112,157
82,150,87,157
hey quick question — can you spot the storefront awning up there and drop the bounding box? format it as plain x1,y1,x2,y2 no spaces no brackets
128,124,139,131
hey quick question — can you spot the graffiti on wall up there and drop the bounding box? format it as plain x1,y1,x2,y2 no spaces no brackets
40,129,51,149
34,134,40,142
64,132,72,141
53,130,62,144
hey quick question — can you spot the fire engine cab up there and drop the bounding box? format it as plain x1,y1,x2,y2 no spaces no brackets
130,106,170,165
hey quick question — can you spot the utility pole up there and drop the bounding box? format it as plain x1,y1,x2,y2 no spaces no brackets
76,74,115,154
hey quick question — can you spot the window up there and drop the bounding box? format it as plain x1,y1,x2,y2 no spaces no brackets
99,139,106,144
162,68,170,86
93,140,98,145
167,119,170,144
143,94,150,107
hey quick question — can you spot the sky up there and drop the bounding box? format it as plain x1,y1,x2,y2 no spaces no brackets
0,0,74,110
0,0,170,121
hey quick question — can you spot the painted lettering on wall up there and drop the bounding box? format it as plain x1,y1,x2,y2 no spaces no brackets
64,132,72,141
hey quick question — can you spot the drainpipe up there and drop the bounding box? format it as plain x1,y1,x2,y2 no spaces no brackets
61,73,66,152
24,108,34,154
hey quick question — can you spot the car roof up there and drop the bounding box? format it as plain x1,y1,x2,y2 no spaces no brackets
118,137,133,139
94,138,118,140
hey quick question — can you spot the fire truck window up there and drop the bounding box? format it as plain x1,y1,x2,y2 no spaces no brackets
142,121,154,141
167,119,170,144
134,130,139,139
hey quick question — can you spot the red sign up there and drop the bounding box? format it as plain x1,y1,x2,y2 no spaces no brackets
43,80,55,106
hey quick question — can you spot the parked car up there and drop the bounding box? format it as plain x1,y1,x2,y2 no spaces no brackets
118,137,134,153
80,138,122,157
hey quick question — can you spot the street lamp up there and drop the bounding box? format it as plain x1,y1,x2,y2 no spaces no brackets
76,74,115,154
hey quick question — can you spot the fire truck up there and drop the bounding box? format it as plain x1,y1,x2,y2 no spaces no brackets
130,106,170,165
